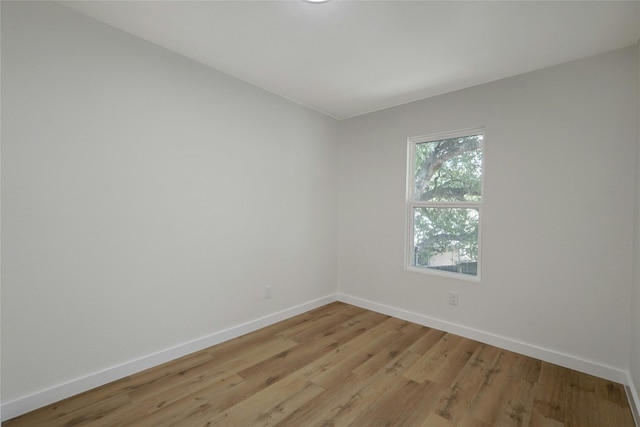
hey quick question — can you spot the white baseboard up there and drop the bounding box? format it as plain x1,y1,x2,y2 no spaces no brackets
337,292,629,385
1,294,337,422
626,373,640,427
3,293,634,423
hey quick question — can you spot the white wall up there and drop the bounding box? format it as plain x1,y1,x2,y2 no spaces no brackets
338,47,637,377
1,1,337,405
631,39,640,412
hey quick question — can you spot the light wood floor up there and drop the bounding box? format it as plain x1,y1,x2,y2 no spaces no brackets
4,302,635,426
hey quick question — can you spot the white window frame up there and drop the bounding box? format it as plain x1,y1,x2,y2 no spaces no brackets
405,128,484,282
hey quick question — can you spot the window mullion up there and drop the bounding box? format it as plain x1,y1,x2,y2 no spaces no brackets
412,201,480,209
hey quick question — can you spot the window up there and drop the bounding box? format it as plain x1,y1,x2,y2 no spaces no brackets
406,129,484,280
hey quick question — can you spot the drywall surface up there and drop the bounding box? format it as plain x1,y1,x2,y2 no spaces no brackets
632,39,640,406
1,1,337,402
338,47,637,373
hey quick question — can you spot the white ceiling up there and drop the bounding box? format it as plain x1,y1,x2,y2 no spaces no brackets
58,0,640,119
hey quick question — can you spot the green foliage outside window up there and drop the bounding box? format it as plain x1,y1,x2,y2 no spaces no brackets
411,134,483,276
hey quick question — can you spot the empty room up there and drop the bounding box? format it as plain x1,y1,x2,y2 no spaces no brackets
2,1,640,426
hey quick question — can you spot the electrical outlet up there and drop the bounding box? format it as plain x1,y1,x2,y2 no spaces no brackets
265,285,272,299
448,291,459,306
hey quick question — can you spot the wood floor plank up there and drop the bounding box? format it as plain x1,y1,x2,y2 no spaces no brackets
124,315,380,427
528,411,565,427
333,375,417,427
394,320,428,336
273,372,366,426
349,378,444,426
236,313,382,387
40,393,130,427
492,377,537,426
277,349,422,426
532,363,572,424
563,369,635,427
310,329,401,389
421,412,462,427
291,317,403,383
98,374,244,427
200,302,351,362
338,309,390,330
129,335,298,407
4,303,635,427
275,303,364,343
403,333,480,385
7,350,216,426
427,337,483,386
351,325,428,379
406,327,447,355
184,373,324,426
431,343,504,423
421,412,491,427
467,349,519,425
361,356,449,426
124,374,250,427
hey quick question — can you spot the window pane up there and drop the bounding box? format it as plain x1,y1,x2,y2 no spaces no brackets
414,134,483,202
413,207,479,276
